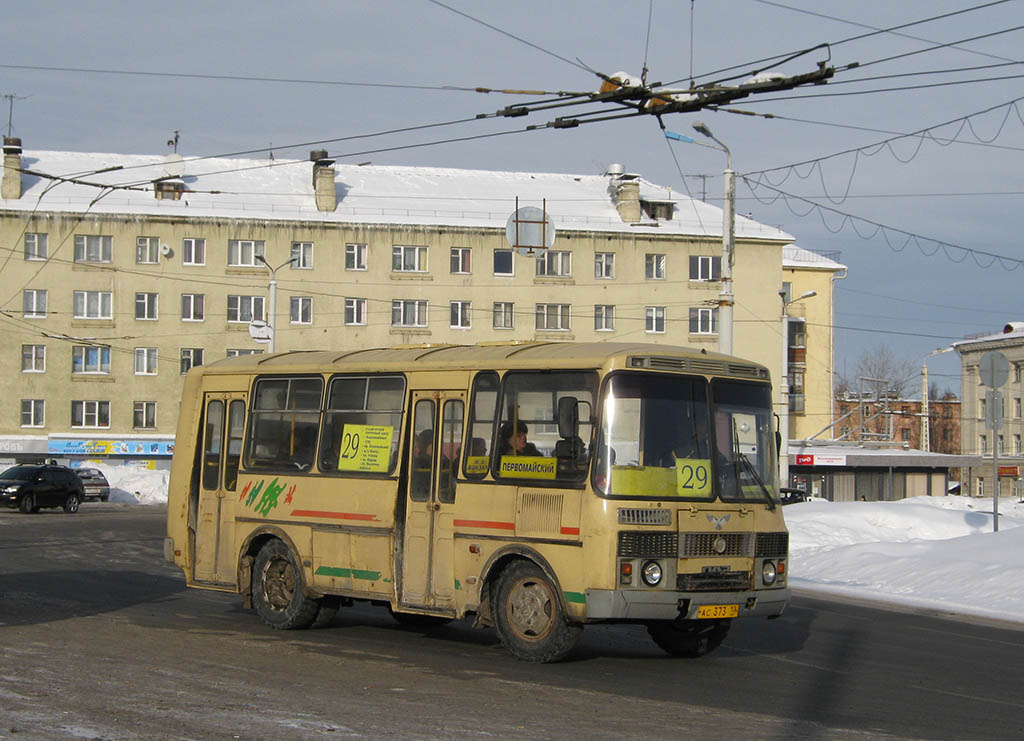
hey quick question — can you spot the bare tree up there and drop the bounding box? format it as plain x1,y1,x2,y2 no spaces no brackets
841,344,917,399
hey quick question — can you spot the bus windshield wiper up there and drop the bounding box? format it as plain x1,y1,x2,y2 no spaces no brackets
732,419,775,509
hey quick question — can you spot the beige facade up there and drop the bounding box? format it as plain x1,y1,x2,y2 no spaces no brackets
0,139,837,461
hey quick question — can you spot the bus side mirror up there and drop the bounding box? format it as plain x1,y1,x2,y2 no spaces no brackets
557,397,579,439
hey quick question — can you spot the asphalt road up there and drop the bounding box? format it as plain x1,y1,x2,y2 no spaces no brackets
1,504,1023,740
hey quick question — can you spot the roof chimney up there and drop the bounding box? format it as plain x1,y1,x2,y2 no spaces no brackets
2,137,22,200
310,150,336,212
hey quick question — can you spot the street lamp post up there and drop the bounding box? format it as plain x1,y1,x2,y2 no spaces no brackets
692,121,734,355
257,255,298,353
779,289,816,486
921,347,953,452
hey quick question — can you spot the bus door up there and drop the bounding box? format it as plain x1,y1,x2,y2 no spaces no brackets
193,393,246,585
400,390,465,610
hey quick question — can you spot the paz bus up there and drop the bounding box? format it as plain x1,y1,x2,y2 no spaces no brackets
164,342,790,662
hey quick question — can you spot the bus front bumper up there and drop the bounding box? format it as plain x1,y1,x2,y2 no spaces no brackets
584,587,791,621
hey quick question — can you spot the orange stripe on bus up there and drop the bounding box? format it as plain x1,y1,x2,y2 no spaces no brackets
560,527,580,536
454,519,515,530
290,510,379,521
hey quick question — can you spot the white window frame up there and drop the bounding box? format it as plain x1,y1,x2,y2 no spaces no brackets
536,250,572,277
646,306,666,333
137,236,160,264
290,241,313,269
689,255,721,282
392,245,428,273
227,239,265,267
71,400,110,429
73,290,113,319
595,252,615,279
493,249,514,277
181,293,205,321
25,233,47,260
133,401,157,430
594,305,615,332
74,235,112,263
345,298,367,326
134,347,158,375
536,303,570,331
345,243,367,271
450,247,472,275
21,344,45,372
450,301,472,329
72,345,111,374
392,299,427,327
493,302,514,330
21,399,44,427
689,307,718,335
290,296,313,325
645,253,666,280
226,349,263,357
227,295,265,323
135,292,159,320
23,289,47,318
180,348,204,374
183,237,206,266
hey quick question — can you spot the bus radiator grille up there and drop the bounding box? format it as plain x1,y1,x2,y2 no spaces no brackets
755,532,789,558
680,532,753,558
677,571,752,591
617,508,672,526
617,531,679,558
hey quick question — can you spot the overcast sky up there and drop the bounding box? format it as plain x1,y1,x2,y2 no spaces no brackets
3,0,1022,392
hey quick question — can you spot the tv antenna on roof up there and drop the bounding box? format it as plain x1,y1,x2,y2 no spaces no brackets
167,130,180,153
1,93,28,138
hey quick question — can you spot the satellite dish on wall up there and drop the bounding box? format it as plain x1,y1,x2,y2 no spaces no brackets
505,200,556,257
162,153,185,178
248,320,273,344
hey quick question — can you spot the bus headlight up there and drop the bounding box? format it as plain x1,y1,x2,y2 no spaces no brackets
762,560,777,586
640,560,663,587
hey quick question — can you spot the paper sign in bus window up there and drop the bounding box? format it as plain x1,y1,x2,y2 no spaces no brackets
465,455,490,475
675,458,713,497
336,424,394,473
499,455,556,480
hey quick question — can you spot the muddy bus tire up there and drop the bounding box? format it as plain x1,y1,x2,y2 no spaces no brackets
493,560,582,663
252,540,319,630
647,618,731,657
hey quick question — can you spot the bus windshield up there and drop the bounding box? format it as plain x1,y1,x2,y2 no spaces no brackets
596,373,776,503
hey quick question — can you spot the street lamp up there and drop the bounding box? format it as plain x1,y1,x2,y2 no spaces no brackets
921,346,954,452
256,254,298,353
779,289,816,485
692,120,735,355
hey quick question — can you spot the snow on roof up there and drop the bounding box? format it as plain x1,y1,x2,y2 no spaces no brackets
953,322,1024,350
783,244,846,271
2,148,792,241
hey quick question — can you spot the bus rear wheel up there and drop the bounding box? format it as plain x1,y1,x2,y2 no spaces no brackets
493,560,581,663
252,540,319,630
647,618,731,657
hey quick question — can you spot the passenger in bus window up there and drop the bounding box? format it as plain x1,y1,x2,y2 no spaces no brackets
411,429,434,496
499,420,541,456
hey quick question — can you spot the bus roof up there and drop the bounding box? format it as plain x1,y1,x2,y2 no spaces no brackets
194,342,770,381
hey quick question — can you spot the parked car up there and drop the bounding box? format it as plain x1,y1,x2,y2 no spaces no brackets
0,464,85,513
779,487,808,505
75,467,110,502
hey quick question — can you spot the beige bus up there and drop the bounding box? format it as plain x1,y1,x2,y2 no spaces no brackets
164,342,790,662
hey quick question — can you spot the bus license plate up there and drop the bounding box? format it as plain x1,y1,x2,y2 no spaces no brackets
697,604,739,619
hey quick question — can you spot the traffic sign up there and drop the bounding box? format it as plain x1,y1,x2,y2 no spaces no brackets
980,350,1009,388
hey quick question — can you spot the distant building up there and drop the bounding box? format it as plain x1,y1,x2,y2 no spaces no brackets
832,395,961,455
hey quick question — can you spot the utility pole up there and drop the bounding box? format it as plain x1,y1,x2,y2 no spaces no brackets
257,255,298,353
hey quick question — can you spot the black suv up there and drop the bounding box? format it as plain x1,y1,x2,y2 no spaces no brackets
0,464,86,513
75,467,110,502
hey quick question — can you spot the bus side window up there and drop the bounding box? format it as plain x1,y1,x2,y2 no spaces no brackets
438,399,464,503
245,377,323,472
320,375,405,475
224,400,245,491
464,371,498,479
202,400,224,490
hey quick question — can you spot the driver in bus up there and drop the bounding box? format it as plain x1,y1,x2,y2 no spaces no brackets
498,420,542,456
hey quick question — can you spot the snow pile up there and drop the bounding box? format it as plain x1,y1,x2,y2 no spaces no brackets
89,462,169,505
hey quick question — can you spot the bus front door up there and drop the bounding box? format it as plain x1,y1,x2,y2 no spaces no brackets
400,391,465,611
193,393,246,586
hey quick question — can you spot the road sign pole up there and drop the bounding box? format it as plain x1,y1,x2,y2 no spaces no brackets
980,350,1009,532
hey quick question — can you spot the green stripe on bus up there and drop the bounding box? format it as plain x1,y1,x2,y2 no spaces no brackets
563,591,586,604
315,566,382,581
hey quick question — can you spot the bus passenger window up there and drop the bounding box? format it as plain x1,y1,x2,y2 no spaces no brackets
202,400,224,490
224,400,245,491
245,376,323,472
438,399,464,504
464,371,498,478
319,375,405,474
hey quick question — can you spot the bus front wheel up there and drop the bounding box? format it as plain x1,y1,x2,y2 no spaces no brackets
493,560,581,663
252,540,319,630
647,618,731,657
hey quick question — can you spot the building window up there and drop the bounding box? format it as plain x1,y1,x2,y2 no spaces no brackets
290,296,312,324
493,302,514,329
689,255,721,282
72,345,111,374
181,293,205,321
226,349,262,357
493,248,514,276
71,400,110,428
900,428,911,442
73,290,113,319
180,348,204,374
23,289,47,318
998,435,1005,454
290,241,313,269
595,252,615,279
1016,363,1022,384
345,298,367,326
134,347,158,375
183,237,206,266
645,253,666,280
133,401,157,429
21,399,44,427
450,301,472,329
392,299,427,327
227,239,265,267
840,426,851,438
645,306,666,333
980,398,987,419
21,344,45,372
137,236,160,264
536,250,571,277
24,233,47,260
392,245,427,272
1015,398,1021,418
227,295,264,323
594,305,615,331
74,235,112,263
450,247,472,274
980,434,987,455
1015,434,1021,455
345,243,367,270
135,292,158,320
536,303,570,331
689,307,718,335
